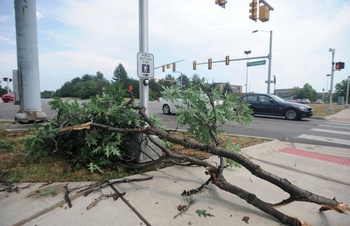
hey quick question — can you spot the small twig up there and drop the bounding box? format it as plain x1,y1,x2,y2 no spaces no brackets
63,184,72,208
173,198,197,219
182,178,211,196
39,182,53,188
86,193,104,210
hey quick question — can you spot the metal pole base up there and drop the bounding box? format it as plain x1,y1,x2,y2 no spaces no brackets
327,107,334,114
15,111,47,123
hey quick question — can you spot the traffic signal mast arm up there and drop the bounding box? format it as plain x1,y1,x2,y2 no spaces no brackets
193,55,269,69
154,59,185,70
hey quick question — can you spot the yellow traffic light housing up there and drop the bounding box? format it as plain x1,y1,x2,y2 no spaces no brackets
225,56,229,65
259,4,269,22
166,64,171,69
249,0,258,21
193,61,197,70
208,58,212,70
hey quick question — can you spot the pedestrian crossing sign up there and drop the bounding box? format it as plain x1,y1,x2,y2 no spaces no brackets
137,52,154,78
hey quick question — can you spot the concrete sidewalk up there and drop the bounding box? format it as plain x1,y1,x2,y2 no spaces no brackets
1,139,349,226
324,108,350,121
1,109,350,226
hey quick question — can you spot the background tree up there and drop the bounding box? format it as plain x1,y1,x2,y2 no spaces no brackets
112,63,128,88
127,78,140,99
335,79,349,101
0,85,7,96
149,78,162,100
41,90,54,98
293,83,317,101
175,73,190,90
54,72,110,99
222,82,233,94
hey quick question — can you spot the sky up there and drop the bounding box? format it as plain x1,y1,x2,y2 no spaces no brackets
0,0,350,94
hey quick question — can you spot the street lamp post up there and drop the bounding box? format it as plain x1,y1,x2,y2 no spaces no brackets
322,88,325,101
345,76,350,109
252,30,273,94
244,50,251,93
328,48,335,114
174,71,185,90
326,74,331,98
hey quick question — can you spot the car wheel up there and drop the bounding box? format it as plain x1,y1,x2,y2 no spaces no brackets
3,100,9,103
162,104,171,115
284,108,299,120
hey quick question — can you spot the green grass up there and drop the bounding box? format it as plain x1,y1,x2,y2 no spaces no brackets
309,104,345,117
0,103,346,183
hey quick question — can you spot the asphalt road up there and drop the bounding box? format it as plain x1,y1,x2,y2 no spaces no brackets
1,99,349,149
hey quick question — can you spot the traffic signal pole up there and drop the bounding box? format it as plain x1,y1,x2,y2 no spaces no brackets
139,0,149,115
327,48,335,114
14,0,46,122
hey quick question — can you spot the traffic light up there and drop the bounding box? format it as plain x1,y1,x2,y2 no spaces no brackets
208,58,212,70
166,64,171,69
259,4,269,22
172,63,176,72
335,62,345,71
225,56,229,65
162,65,165,72
215,0,227,8
249,0,258,21
193,61,197,70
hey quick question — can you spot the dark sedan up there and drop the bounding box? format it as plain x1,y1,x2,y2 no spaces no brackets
239,93,313,120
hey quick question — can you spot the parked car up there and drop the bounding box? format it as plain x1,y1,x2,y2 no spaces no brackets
158,95,223,115
158,97,184,115
300,98,311,104
315,99,324,104
1,93,14,103
238,93,313,120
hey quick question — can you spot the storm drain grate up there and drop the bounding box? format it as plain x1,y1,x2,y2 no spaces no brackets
279,148,350,166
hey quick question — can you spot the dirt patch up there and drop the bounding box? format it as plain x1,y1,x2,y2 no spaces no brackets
0,129,268,182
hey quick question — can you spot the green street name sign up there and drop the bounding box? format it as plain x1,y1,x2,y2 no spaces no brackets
247,60,266,67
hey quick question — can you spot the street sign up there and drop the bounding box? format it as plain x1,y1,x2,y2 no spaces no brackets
137,52,154,78
247,60,266,67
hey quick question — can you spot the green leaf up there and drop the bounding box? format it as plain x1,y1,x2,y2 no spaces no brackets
196,209,214,218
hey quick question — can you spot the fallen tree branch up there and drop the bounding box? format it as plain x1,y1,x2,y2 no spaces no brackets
86,110,350,225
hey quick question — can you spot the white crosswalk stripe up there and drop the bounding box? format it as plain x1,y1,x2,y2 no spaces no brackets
298,121,350,146
311,128,350,135
319,124,349,129
299,134,350,146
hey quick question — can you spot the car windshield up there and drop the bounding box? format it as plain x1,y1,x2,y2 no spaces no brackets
270,95,286,102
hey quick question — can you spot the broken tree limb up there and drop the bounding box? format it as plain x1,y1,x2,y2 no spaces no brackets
87,111,350,225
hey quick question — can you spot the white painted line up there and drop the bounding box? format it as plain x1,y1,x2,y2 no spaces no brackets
298,134,350,146
327,121,350,125
311,128,350,135
319,124,350,130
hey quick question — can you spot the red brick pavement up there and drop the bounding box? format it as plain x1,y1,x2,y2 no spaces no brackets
279,147,350,166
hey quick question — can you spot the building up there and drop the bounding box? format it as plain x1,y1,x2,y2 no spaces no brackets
274,88,296,99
